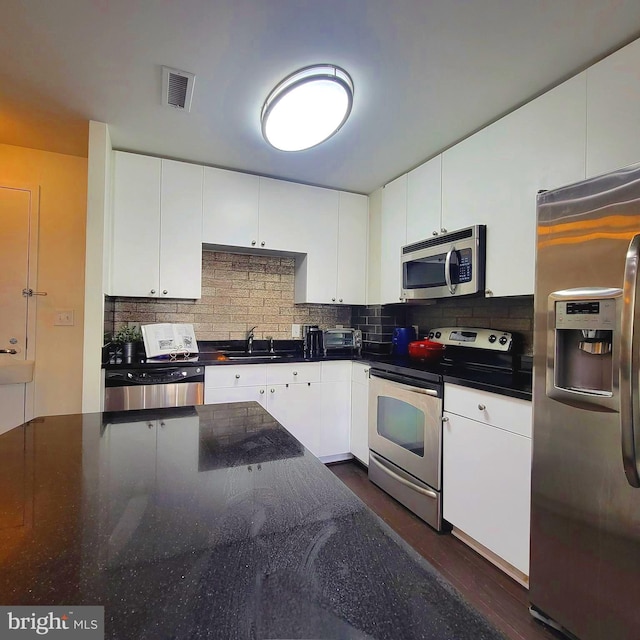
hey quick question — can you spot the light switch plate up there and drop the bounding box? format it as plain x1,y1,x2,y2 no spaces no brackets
55,310,74,326
291,323,301,338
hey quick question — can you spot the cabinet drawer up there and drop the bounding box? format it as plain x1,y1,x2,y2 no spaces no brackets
266,362,321,385
351,361,371,383
205,364,267,388
444,384,532,437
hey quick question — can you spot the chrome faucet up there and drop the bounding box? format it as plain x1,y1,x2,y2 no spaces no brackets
247,326,258,353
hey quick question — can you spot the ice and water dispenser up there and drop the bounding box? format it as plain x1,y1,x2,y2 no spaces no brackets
547,289,621,410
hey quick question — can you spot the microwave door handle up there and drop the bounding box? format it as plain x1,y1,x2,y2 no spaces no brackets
621,233,640,488
444,248,456,294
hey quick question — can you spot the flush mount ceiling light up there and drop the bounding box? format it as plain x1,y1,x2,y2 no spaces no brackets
261,64,354,152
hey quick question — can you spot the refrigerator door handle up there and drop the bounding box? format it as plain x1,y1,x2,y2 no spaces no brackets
620,233,640,488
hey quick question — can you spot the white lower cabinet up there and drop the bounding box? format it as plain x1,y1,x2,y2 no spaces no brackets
443,384,532,583
350,362,370,465
204,361,352,462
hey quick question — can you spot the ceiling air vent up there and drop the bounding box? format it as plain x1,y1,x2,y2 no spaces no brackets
162,66,196,112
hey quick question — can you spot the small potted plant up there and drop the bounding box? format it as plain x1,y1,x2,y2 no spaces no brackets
113,325,143,363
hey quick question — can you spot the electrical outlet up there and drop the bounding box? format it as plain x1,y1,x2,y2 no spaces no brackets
291,323,301,338
55,310,74,326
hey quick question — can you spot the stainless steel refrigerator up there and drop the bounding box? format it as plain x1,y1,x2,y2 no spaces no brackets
531,164,640,639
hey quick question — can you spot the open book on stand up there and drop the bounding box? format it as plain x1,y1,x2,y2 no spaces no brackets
141,323,199,359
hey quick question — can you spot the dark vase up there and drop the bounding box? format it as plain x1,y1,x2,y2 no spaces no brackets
122,341,137,364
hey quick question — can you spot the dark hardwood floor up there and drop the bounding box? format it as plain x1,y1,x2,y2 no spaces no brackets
329,461,565,640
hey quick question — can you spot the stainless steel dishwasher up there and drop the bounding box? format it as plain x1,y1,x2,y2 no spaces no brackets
104,366,204,411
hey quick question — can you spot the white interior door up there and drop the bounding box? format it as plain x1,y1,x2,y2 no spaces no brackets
0,185,38,435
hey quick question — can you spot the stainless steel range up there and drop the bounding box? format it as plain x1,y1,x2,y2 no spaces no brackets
368,326,516,532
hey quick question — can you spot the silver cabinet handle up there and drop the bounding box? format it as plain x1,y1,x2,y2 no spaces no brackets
22,288,47,297
432,230,438,236
293,371,298,376
441,228,447,233
150,289,156,294
235,374,240,379
621,233,640,487
339,298,343,303
370,452,437,499
442,416,449,422
332,298,336,302
147,422,154,429
270,388,275,393
162,289,168,295
251,240,256,246
259,389,265,394
0,349,17,354
478,404,486,411
261,241,265,247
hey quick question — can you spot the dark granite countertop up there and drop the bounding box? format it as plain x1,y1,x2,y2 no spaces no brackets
0,405,506,639
103,349,532,401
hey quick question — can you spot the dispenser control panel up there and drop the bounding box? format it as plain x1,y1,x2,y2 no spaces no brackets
555,299,616,330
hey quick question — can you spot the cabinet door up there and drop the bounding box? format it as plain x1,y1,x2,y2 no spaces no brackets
205,385,267,407
380,174,407,304
317,381,350,460
443,411,532,575
336,192,368,304
202,167,259,247
111,152,161,297
586,38,640,178
267,383,321,455
258,177,338,253
442,74,586,296
350,363,370,465
159,159,203,299
406,155,442,244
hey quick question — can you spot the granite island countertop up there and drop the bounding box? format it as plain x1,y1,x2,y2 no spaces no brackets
0,404,506,640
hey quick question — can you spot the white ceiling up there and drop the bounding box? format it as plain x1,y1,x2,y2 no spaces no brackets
2,0,640,194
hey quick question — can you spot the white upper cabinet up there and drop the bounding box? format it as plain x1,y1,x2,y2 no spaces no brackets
406,155,442,244
379,174,408,304
586,38,640,178
258,177,338,252
110,152,203,299
111,152,162,297
202,167,259,248
442,73,586,297
336,192,368,304
160,159,203,299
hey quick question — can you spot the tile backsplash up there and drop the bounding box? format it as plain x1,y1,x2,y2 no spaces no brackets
111,250,351,340
352,295,534,355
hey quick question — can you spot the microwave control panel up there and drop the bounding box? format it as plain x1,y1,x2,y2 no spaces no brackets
457,248,473,283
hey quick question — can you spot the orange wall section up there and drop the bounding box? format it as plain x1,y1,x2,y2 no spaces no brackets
0,143,88,418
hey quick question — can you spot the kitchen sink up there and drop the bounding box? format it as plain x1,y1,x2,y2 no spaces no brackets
223,353,295,360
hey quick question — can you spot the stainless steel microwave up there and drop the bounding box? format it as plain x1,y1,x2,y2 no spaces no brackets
401,225,486,300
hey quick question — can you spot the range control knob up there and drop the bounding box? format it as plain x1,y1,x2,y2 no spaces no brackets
488,334,497,343
435,331,442,339
499,335,508,346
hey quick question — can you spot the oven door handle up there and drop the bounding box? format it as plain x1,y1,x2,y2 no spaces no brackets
370,451,438,499
370,370,439,395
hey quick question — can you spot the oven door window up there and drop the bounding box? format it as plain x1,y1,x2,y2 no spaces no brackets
376,396,425,457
